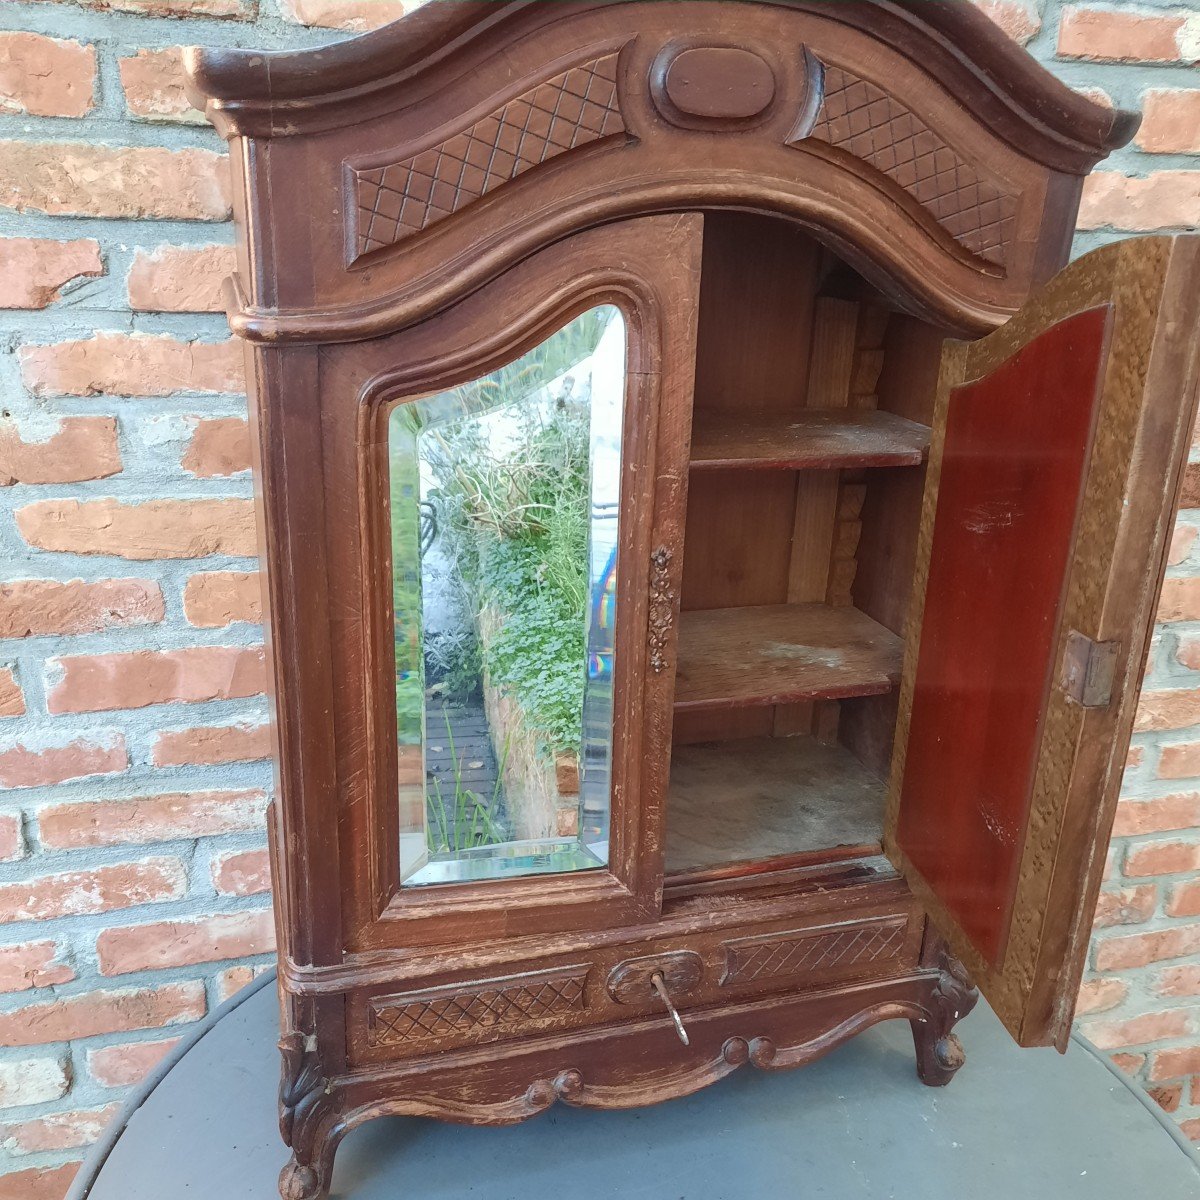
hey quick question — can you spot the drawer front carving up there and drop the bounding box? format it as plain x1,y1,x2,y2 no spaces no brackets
721,916,910,987
352,52,625,261
800,64,1017,268
351,902,919,1064
368,964,590,1047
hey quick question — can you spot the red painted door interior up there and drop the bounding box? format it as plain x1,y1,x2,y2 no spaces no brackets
887,236,1200,1049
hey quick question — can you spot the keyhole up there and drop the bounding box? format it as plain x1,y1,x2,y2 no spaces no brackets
650,971,690,1046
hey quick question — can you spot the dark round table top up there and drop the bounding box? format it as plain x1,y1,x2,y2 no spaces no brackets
72,975,1200,1200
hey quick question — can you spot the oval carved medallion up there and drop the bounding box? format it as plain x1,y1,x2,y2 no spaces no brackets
664,46,776,119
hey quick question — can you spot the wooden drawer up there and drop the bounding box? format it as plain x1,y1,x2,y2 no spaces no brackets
347,904,923,1066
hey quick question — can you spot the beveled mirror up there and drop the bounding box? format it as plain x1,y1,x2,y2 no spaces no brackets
387,306,626,885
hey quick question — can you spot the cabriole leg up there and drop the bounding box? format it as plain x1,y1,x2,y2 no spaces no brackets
912,939,979,1087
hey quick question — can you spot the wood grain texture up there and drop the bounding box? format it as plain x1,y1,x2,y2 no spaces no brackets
189,4,1154,1194
689,409,929,471
185,1,1134,347
886,235,1200,1049
674,604,903,711
665,735,885,873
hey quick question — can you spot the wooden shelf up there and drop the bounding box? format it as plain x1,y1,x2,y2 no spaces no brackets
666,735,885,874
689,409,930,471
673,603,903,712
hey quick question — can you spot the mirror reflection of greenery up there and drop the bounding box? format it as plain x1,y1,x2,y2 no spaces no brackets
395,307,616,853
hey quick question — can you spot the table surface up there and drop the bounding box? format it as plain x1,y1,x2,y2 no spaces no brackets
78,978,1200,1200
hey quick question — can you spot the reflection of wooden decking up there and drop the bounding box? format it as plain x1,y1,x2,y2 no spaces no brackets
424,696,507,836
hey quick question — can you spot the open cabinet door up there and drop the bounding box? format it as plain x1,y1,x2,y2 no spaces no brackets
886,236,1200,1050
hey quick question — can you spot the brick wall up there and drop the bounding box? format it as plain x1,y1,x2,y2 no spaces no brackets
0,0,1195,1196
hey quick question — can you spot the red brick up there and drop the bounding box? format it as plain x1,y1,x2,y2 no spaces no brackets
1169,525,1197,565
1093,884,1157,927
182,417,251,477
0,981,205,1047
47,645,266,713
0,858,185,925
1078,171,1200,232
1135,690,1200,733
0,416,120,486
1095,923,1200,970
1110,1052,1146,1075
0,1057,70,1110
1148,1082,1183,1113
98,909,275,975
1152,1045,1200,1082
1083,1008,1193,1050
1183,1117,1200,1141
0,1104,118,1155
151,722,270,767
1158,742,1200,779
0,33,95,118
0,578,161,637
1139,89,1200,154
1159,964,1200,997
280,0,407,30
119,47,204,124
1168,879,1200,917
1113,793,1200,836
79,0,255,14
971,0,1041,43
1058,7,1191,62
38,788,267,849
0,814,21,863
1158,577,1200,621
0,735,127,789
128,244,234,311
0,142,230,220
1126,744,1145,771
0,668,22,718
1181,461,1200,509
216,962,269,1002
17,497,257,559
0,238,102,309
212,847,271,896
1124,840,1200,877
0,1162,80,1200
1177,636,1200,671
184,571,261,626
1075,976,1127,1015
87,1038,178,1088
20,332,242,396
0,942,74,993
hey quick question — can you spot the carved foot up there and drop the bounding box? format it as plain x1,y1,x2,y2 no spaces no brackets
280,1155,328,1200
278,1032,338,1200
912,944,978,1088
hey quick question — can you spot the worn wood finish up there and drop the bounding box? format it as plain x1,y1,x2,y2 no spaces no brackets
689,409,930,472
185,1,1134,343
179,4,1183,1197
887,236,1200,1048
327,215,701,951
666,736,885,873
674,604,903,712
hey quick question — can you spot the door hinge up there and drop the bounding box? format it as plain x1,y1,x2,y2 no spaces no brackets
1062,630,1120,708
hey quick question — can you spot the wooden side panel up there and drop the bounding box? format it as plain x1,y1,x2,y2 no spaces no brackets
895,306,1109,965
887,236,1200,1048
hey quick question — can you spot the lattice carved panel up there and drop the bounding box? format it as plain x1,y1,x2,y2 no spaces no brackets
352,53,625,260
801,65,1018,267
368,966,590,1046
722,918,909,986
